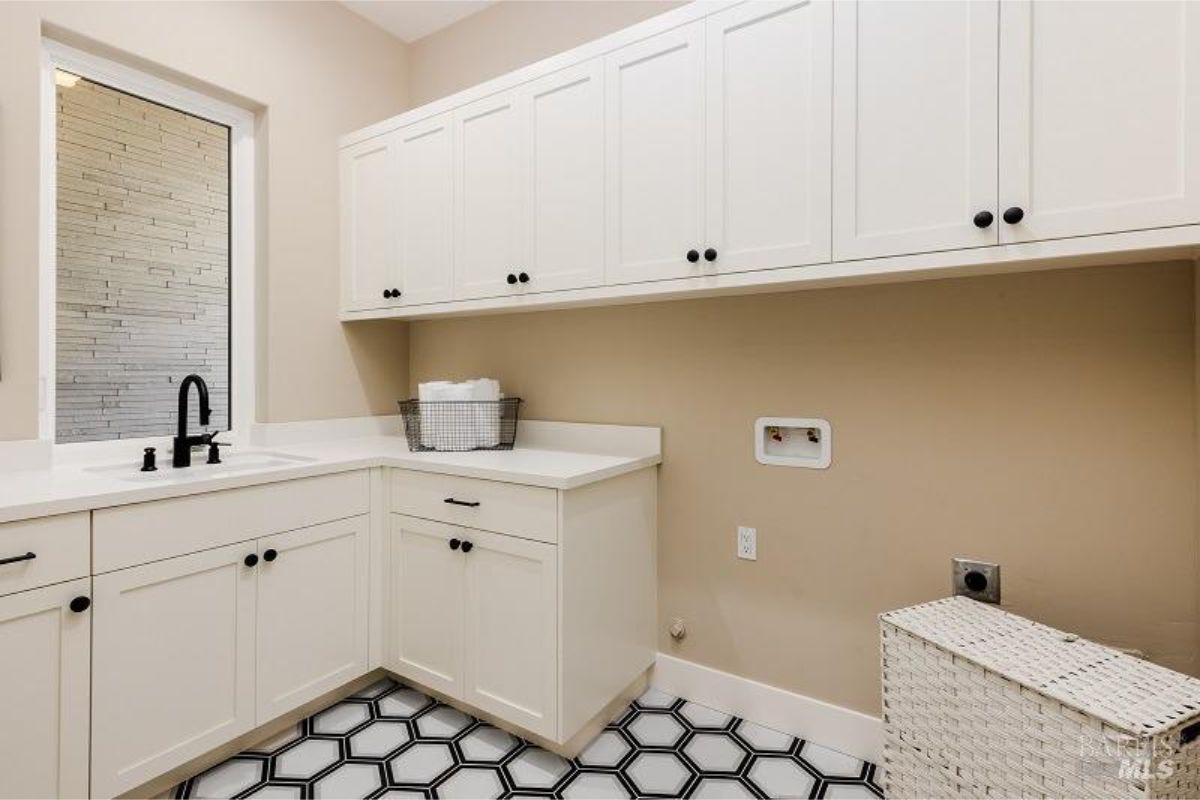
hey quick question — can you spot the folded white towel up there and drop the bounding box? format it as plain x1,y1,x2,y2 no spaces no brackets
469,378,502,448
417,382,453,448
416,379,503,451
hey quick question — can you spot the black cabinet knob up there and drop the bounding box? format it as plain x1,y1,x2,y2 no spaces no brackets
244,553,259,567
704,248,717,262
449,538,461,551
686,250,700,263
263,549,278,562
518,272,530,284
506,273,518,285
1003,206,1024,224
973,211,994,229
382,289,392,299
461,541,474,553
69,596,91,613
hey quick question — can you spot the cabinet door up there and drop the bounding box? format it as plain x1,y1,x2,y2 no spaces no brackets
396,114,454,305
999,0,1200,243
605,22,706,285
707,0,833,272
454,91,528,300
340,134,399,311
386,516,464,697
0,579,89,800
92,544,257,799
461,528,558,739
833,0,998,259
257,517,370,722
523,61,606,293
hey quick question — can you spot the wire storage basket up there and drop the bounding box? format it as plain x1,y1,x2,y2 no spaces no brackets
398,398,522,452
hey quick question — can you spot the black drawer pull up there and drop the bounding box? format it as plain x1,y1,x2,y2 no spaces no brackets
444,498,481,508
461,541,474,553
0,552,36,566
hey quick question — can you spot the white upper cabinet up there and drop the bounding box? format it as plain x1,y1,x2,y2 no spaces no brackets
454,91,528,300
999,0,1200,243
605,22,707,284
706,0,832,273
340,0,1200,319
340,136,398,311
833,0,998,259
524,61,606,293
395,114,454,305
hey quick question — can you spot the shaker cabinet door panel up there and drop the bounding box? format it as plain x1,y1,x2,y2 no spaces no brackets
387,516,465,697
92,544,257,799
0,579,90,800
340,135,399,311
999,0,1200,242
256,517,370,722
605,22,706,285
524,61,606,293
461,528,558,740
834,0,998,259
707,0,833,272
396,115,454,305
454,92,528,300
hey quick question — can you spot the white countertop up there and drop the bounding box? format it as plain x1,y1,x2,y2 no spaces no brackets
0,420,661,525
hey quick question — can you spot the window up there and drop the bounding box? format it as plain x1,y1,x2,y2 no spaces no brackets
42,41,256,446
54,73,231,443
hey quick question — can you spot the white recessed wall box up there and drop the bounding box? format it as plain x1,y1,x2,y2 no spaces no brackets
754,417,832,469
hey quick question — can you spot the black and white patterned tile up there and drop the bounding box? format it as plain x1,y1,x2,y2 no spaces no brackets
173,680,883,799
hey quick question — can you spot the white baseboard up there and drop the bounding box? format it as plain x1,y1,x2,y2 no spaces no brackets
651,653,883,764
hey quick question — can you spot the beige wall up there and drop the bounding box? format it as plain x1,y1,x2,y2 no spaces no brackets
410,263,1199,714
404,0,1200,715
0,1,411,440
406,0,684,106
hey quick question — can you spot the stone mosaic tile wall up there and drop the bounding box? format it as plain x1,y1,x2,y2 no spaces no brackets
55,75,229,442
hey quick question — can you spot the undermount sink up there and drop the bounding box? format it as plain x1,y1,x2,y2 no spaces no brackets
83,450,318,481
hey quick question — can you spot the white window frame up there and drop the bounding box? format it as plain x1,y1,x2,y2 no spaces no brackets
39,39,257,457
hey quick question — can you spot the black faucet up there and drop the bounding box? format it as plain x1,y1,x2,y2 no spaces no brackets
173,374,212,468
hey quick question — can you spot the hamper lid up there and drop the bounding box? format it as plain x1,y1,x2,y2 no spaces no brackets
881,596,1200,737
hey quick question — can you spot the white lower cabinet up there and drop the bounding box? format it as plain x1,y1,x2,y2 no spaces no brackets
387,517,464,697
386,468,656,747
92,508,371,797
461,528,558,739
1,463,653,796
256,517,370,721
0,578,91,800
386,515,561,740
92,543,258,799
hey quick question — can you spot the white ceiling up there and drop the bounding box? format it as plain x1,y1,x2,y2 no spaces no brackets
341,1,497,43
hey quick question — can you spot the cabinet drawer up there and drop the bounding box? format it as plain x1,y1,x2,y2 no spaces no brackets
93,471,370,573
390,470,558,544
0,513,89,597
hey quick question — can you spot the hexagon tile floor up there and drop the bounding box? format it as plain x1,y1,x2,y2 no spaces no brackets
172,678,883,799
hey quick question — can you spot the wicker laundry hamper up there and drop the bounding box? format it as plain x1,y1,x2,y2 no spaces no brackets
880,597,1200,799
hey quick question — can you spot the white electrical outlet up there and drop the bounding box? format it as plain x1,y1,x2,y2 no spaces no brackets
737,526,757,560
